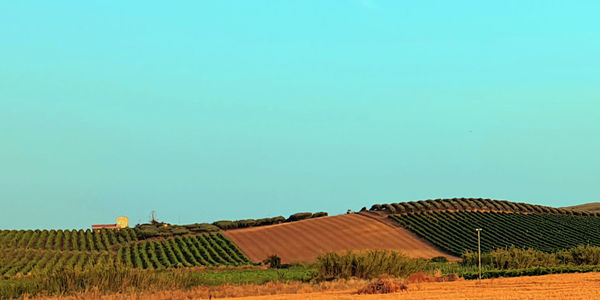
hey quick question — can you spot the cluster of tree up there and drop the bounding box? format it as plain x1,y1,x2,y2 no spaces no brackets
211,211,328,230
370,198,597,216
134,222,219,239
462,245,600,269
212,217,286,230
133,210,329,238
462,264,600,280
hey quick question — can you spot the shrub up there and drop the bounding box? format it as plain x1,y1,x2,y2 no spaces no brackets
262,255,282,269
271,216,286,224
314,250,429,281
183,223,219,233
382,204,396,214
287,212,313,222
212,220,235,230
461,246,600,269
312,212,328,218
429,256,448,263
234,219,256,228
557,245,600,265
370,204,382,211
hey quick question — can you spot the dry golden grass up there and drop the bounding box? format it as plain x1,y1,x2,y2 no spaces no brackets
25,280,369,300
28,272,600,300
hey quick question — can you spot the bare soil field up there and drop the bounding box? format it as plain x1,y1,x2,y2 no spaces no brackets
223,213,455,263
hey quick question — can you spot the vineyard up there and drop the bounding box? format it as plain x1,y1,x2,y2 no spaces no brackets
390,211,600,256
0,228,138,251
370,198,594,216
0,230,251,277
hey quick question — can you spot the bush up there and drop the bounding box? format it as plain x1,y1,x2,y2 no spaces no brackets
183,223,219,233
430,256,448,263
212,220,235,230
271,216,286,224
314,250,429,281
557,245,600,265
312,212,328,218
287,212,313,222
370,204,382,211
262,255,282,269
462,246,559,269
234,219,256,228
382,204,396,214
462,245,600,269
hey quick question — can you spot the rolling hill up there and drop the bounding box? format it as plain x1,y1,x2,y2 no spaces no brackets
368,198,600,256
223,213,455,263
563,202,600,213
2,197,600,277
0,230,251,277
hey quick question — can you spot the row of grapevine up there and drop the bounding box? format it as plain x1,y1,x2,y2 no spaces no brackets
0,233,251,277
117,233,251,269
0,249,114,277
0,229,138,251
390,211,600,256
371,198,588,216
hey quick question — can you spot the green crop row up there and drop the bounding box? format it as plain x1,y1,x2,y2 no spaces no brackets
0,233,251,277
0,228,137,251
371,198,592,216
390,211,600,256
461,264,600,279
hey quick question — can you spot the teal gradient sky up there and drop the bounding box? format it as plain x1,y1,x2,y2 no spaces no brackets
1,1,599,229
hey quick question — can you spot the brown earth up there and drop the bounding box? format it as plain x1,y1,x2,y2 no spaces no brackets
223,213,456,263
564,202,600,213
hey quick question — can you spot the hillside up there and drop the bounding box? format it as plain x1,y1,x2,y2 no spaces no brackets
223,213,455,263
3,197,600,275
390,211,600,256
0,230,251,277
368,198,596,216
563,202,600,213
365,198,600,257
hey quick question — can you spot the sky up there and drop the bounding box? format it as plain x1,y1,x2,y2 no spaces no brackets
1,1,599,229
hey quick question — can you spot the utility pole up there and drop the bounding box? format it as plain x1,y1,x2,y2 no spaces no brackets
476,228,482,281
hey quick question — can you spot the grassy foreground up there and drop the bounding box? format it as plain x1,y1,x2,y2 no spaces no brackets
0,266,312,300
4,247,600,299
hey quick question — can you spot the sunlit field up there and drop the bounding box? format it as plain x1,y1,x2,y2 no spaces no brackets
25,272,600,300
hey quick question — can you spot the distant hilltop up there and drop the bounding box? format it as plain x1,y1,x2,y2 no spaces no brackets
563,202,600,213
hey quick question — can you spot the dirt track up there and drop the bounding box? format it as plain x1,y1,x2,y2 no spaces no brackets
223,213,455,263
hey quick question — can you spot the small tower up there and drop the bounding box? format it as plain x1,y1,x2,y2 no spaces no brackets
116,216,129,229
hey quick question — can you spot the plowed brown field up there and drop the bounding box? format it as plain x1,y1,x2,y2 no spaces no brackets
223,213,455,263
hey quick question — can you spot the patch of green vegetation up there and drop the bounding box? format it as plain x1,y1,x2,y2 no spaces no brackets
391,211,600,256
0,265,314,300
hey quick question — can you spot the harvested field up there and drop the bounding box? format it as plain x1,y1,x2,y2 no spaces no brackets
218,272,600,300
223,213,455,263
29,272,600,299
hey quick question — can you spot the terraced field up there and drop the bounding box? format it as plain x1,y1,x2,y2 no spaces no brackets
224,213,455,263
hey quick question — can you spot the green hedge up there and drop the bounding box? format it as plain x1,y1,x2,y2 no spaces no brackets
462,264,600,279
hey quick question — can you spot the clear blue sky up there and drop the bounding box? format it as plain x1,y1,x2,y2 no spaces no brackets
1,1,599,229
